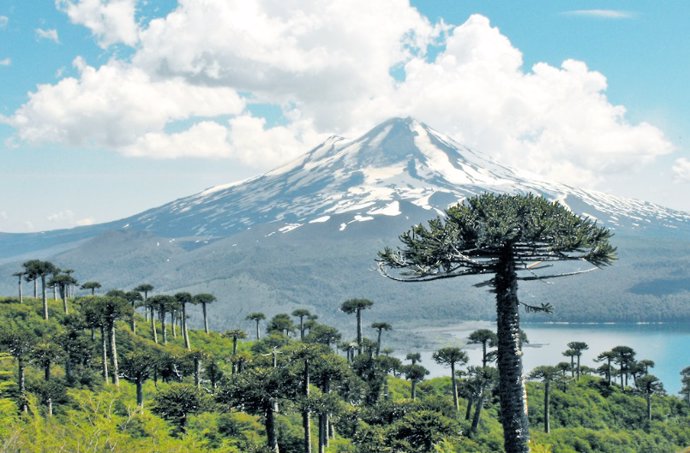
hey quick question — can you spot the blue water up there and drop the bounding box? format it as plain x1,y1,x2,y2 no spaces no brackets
413,321,690,394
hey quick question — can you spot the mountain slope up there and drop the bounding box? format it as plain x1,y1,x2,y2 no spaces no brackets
2,117,690,327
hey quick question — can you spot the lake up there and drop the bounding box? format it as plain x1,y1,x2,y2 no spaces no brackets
409,321,690,394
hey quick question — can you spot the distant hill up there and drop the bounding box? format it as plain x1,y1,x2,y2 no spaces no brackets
2,117,690,328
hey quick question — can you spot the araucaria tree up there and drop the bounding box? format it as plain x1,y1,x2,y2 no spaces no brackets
377,193,616,453
246,312,266,340
193,293,216,334
432,346,468,412
340,298,374,355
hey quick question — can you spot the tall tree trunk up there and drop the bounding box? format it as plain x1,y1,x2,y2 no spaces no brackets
450,362,459,412
101,325,109,383
182,302,190,350
160,310,167,344
376,329,382,356
150,307,158,344
411,380,417,400
303,359,311,453
130,302,136,335
47,398,53,417
18,357,27,413
570,356,575,378
41,275,48,320
109,322,119,386
318,414,326,453
171,311,177,338
52,284,57,301
62,291,68,315
544,381,551,433
266,404,279,453
356,309,363,355
255,320,261,340
576,355,581,380
44,362,51,381
646,393,652,422
482,341,487,368
17,277,23,303
470,386,485,437
465,397,473,420
495,248,530,453
33,279,37,298
136,379,144,407
194,356,201,388
203,303,209,334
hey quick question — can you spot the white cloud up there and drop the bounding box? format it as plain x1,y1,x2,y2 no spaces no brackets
0,57,10,66
57,0,138,48
47,209,75,222
75,217,95,226
0,16,8,28
6,5,674,188
134,0,440,131
36,28,60,43
672,158,690,182
564,10,634,20
8,57,244,151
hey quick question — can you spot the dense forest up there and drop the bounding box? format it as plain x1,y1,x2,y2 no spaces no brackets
3,196,690,452
1,283,690,452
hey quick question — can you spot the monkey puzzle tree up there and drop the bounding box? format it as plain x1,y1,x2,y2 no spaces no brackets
371,322,392,356
174,292,193,349
99,295,132,386
134,283,154,321
636,374,664,422
24,260,57,320
432,346,468,412
246,312,266,340
528,365,560,433
121,350,152,407
224,329,247,356
22,259,40,298
49,272,78,314
80,281,102,296
192,293,216,334
377,193,615,453
267,313,296,337
30,340,64,381
403,363,429,400
12,271,24,302
292,308,313,340
566,341,589,380
340,298,374,355
468,329,498,368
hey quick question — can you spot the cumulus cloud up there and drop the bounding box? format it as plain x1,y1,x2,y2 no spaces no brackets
8,57,244,153
563,10,634,20
0,58,10,66
36,28,60,43
672,158,690,182
0,16,8,28
57,0,138,47
5,3,675,187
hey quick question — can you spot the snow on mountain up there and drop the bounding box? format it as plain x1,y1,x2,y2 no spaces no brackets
122,117,690,238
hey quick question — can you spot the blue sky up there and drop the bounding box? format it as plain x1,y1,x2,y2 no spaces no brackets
1,1,689,232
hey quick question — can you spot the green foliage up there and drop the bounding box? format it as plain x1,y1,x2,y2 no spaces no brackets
1,292,689,453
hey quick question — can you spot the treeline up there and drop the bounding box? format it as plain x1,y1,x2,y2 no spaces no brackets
1,278,690,452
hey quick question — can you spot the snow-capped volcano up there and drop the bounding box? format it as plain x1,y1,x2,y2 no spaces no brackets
124,117,690,238
3,117,690,325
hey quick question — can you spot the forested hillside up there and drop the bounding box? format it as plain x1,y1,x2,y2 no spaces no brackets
1,293,689,453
